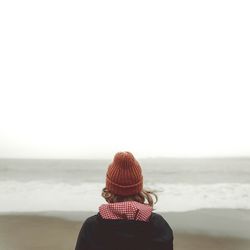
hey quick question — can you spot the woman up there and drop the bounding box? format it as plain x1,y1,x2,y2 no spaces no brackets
75,151,174,250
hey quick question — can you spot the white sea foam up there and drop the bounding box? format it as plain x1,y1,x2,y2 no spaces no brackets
0,181,249,212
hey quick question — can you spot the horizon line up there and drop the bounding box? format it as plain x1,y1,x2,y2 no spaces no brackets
0,156,250,160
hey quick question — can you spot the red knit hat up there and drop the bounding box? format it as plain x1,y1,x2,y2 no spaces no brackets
106,152,143,196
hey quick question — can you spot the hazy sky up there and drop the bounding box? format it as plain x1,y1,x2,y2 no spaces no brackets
0,1,250,158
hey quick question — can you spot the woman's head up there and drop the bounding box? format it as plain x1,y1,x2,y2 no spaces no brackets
102,151,157,207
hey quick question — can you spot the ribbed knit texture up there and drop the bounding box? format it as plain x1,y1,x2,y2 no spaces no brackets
106,152,143,196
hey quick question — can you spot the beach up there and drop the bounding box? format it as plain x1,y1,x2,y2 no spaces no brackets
1,209,250,250
1,158,250,249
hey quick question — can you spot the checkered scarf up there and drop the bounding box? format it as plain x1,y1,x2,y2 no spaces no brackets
99,201,153,222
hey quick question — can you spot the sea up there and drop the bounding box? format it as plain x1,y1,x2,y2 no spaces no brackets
0,158,249,212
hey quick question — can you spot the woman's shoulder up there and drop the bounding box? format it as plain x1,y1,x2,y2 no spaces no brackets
84,214,99,223
150,212,170,223
81,214,99,229
149,212,173,238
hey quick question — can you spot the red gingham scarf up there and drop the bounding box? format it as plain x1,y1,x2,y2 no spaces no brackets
99,201,153,222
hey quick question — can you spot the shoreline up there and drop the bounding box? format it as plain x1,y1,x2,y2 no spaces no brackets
1,209,250,250
2,208,249,239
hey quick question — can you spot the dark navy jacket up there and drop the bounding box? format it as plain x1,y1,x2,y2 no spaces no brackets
75,212,174,250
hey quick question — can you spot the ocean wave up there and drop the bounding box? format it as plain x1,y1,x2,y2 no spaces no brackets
0,181,249,212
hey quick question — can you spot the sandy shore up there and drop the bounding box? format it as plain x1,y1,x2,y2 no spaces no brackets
0,209,250,250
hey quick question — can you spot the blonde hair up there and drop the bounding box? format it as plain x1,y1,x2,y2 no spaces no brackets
101,187,158,207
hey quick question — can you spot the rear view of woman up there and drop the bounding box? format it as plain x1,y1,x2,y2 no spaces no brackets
75,151,174,250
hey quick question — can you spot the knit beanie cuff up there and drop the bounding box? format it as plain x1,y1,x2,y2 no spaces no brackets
106,176,143,196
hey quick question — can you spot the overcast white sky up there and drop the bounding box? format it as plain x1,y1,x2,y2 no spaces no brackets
0,1,250,158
